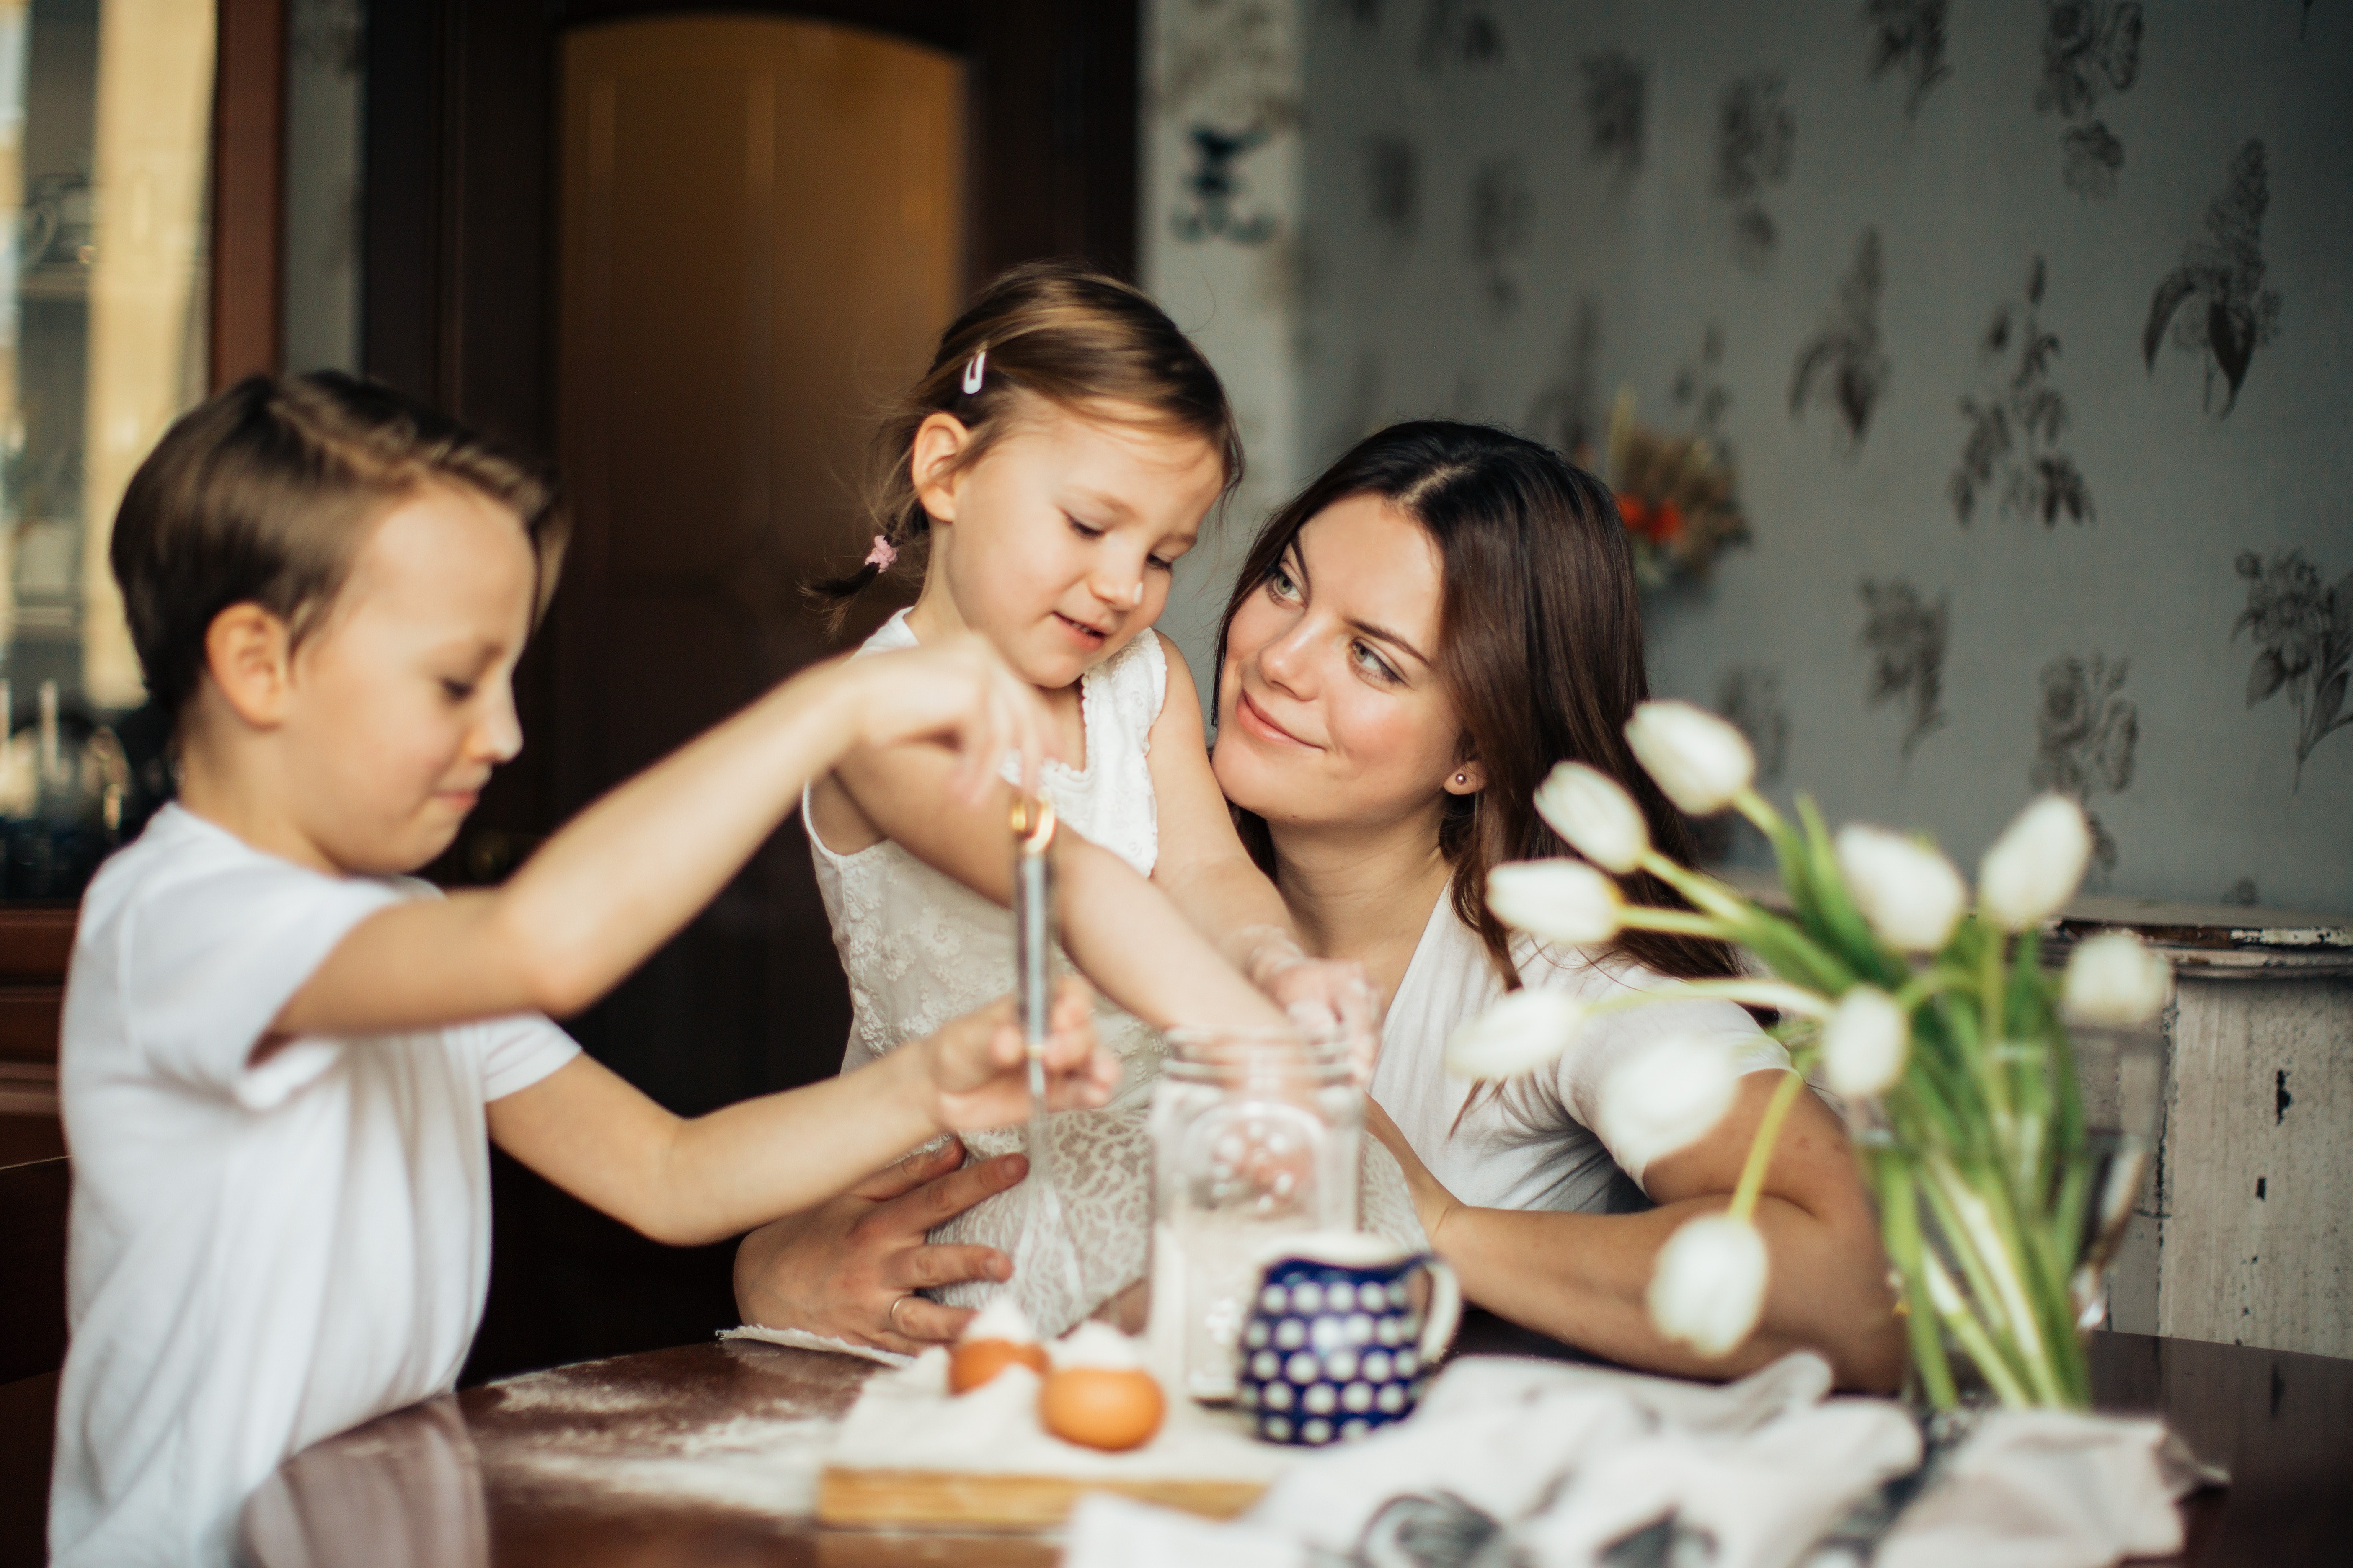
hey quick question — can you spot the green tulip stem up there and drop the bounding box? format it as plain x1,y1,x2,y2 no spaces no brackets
1635,848,1752,924
1730,786,1787,841
1617,905,1732,939
1923,1253,2035,1408
1892,968,1970,1014
1648,978,1833,1017
1728,1068,1807,1223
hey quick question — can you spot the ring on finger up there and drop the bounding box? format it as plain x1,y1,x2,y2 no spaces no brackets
887,1294,913,1333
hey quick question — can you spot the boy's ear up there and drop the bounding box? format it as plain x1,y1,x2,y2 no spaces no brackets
202,603,296,728
910,412,973,525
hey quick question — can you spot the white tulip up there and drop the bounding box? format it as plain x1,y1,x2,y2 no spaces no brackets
2061,932,2172,1026
1822,985,1910,1099
1980,794,2092,931
1834,825,1968,953
1534,761,1651,874
1594,1032,1740,1174
1625,700,1756,816
1444,988,1591,1080
1488,860,1625,946
1647,1213,1769,1357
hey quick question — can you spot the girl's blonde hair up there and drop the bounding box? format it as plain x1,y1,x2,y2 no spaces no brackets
809,260,1242,629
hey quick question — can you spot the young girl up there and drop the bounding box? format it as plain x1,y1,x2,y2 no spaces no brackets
803,263,1405,1338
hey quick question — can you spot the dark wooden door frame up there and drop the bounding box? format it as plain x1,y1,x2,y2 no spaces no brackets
213,0,288,389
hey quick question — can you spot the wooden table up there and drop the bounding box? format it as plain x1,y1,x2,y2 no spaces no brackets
241,1317,2353,1567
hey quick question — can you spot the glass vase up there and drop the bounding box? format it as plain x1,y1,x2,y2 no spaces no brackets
1868,1006,2166,1411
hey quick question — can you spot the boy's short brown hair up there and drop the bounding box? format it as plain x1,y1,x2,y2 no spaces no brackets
111,371,568,719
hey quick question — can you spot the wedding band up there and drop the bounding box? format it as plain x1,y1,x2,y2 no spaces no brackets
888,1295,912,1332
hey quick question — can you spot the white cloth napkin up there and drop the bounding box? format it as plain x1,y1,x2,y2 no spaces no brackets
1064,1352,2211,1568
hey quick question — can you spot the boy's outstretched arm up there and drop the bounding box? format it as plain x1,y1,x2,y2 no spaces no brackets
488,980,1116,1247
274,636,1049,1043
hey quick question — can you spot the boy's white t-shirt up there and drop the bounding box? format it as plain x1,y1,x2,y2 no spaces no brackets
1370,893,1790,1215
49,805,579,1568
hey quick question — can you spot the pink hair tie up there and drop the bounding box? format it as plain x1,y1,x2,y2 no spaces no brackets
863,535,898,571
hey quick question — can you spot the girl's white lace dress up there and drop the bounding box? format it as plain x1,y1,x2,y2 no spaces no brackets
809,611,1423,1338
808,611,1169,1336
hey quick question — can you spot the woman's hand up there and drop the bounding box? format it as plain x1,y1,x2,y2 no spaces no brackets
842,633,1051,802
922,977,1120,1132
732,1141,1028,1354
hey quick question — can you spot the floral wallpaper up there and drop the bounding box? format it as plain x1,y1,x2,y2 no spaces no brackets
1270,0,2351,911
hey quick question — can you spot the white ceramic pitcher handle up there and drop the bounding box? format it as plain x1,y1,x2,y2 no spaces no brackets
1416,1257,1462,1362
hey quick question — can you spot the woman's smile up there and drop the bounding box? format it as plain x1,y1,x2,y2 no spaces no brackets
1235,686,1317,748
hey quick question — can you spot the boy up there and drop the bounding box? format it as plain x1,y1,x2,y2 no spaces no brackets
49,372,1112,1566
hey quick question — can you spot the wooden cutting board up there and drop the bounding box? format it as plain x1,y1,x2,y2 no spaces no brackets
815,1465,1267,1530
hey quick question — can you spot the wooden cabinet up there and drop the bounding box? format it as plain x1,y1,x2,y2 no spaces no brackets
0,906,72,1166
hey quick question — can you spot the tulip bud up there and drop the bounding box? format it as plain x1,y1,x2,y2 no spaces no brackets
1534,761,1651,874
1834,825,1968,953
1980,794,2092,931
1821,985,1909,1099
1647,1213,1768,1357
2061,931,2171,1026
1625,700,1757,816
1488,860,1625,946
1444,988,1590,1080
1594,1032,1740,1174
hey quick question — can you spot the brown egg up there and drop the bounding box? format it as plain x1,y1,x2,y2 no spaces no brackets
1038,1366,1166,1452
949,1338,1049,1395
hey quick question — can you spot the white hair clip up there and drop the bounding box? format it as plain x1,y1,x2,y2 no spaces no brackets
961,348,987,395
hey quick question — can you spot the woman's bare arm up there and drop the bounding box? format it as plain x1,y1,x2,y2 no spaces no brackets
1373,1075,1907,1391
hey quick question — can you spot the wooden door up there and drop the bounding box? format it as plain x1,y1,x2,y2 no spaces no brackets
364,0,1135,1382
468,16,966,1379
552,11,964,1111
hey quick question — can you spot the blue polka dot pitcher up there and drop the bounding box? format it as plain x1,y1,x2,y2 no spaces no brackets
1236,1231,1462,1446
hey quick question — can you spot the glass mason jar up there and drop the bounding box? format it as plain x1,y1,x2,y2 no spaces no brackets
1146,1027,1361,1401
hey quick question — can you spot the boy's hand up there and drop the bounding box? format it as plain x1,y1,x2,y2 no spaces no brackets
923,978,1118,1132
843,634,1051,803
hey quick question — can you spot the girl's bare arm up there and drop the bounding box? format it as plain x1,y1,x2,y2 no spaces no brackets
820,686,1287,1034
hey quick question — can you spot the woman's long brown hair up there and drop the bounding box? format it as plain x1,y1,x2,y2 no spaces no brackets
1214,420,1739,987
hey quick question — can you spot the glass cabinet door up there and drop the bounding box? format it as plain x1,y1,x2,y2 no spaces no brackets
0,0,212,894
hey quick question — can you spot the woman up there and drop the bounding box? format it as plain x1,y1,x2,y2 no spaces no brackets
739,422,1903,1390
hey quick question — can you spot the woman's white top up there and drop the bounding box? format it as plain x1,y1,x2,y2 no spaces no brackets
1370,893,1790,1216
806,609,1170,1335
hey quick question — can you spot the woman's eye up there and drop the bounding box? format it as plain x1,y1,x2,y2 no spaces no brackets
1266,564,1300,601
1147,554,1175,573
440,679,476,702
1066,515,1104,540
1352,642,1400,684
